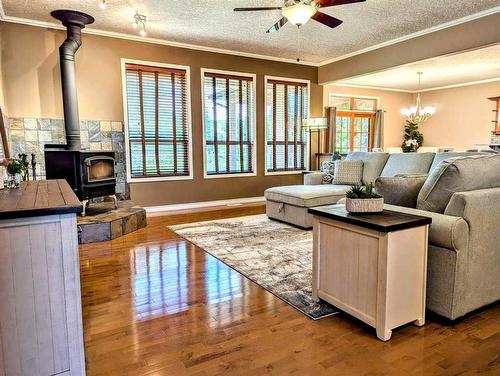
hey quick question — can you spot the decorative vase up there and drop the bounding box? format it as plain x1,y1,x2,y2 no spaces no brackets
345,197,384,213
7,173,21,189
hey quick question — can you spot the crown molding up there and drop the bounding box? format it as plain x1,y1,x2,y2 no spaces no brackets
331,77,500,94
329,83,414,93
0,13,320,67
317,6,500,66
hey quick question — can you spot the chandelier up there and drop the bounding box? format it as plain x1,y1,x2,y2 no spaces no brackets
401,72,435,124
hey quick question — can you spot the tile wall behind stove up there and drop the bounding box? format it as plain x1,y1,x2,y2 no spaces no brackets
5,117,129,199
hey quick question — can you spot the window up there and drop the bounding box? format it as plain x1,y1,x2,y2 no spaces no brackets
265,77,309,173
202,70,256,177
123,61,192,181
329,95,378,154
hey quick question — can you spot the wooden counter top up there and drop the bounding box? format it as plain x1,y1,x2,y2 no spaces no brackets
0,179,82,220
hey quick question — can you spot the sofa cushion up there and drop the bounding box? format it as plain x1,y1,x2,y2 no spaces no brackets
375,175,427,208
430,152,482,171
417,154,500,213
345,152,390,184
265,184,351,207
380,152,435,177
333,160,363,185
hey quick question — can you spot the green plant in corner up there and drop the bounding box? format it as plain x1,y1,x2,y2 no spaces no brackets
346,183,382,199
401,120,424,153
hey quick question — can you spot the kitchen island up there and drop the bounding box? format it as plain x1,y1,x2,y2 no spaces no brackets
0,180,85,376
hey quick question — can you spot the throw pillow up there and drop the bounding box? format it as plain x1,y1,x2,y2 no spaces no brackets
375,176,427,208
321,160,335,184
333,160,363,185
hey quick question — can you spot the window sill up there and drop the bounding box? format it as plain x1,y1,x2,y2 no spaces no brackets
128,174,194,183
204,172,257,179
265,170,306,176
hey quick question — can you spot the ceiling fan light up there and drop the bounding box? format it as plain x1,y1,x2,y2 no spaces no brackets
282,3,316,26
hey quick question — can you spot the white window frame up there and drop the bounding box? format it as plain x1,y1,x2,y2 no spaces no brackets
328,93,381,112
264,75,310,176
121,58,194,183
200,68,257,179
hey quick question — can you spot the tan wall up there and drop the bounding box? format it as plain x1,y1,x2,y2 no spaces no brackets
318,13,500,84
0,22,323,206
417,81,500,151
323,85,413,148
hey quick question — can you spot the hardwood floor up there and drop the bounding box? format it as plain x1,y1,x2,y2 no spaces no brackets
80,205,500,376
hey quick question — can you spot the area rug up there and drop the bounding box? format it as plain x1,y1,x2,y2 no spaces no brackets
168,214,338,319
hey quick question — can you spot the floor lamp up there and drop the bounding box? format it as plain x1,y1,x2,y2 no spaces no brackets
303,118,328,170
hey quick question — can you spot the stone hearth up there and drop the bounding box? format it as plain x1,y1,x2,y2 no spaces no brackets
77,200,146,244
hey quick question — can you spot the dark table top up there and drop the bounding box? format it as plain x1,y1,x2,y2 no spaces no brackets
308,205,432,233
0,179,82,220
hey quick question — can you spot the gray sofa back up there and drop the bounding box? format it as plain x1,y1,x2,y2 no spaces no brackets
430,152,485,171
345,152,389,184
417,154,500,213
380,152,435,177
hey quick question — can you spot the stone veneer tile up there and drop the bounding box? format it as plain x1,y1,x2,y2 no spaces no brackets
10,129,25,142
38,119,51,130
111,219,123,239
11,142,26,155
38,131,52,142
111,121,123,132
90,142,102,151
116,182,125,194
100,121,111,132
24,130,38,142
123,213,138,235
24,118,38,129
101,142,112,151
9,118,24,129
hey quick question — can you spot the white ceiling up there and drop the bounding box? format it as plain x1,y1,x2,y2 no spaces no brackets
1,0,500,64
334,44,500,91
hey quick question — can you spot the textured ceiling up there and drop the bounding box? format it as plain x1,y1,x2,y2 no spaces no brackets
2,0,500,64
335,44,500,91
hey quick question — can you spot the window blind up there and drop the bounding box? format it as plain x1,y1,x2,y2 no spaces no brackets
203,72,255,175
266,79,308,172
125,63,190,178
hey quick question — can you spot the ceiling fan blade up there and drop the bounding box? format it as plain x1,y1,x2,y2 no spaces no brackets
315,0,366,8
266,17,288,33
311,12,343,28
234,7,282,11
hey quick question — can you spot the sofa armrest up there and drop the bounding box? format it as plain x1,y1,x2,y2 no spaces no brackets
304,172,323,185
384,204,468,251
444,187,500,316
445,188,500,251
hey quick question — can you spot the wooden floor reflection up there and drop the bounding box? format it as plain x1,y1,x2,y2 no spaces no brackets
80,205,500,376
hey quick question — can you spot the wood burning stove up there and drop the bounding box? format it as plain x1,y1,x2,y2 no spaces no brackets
44,10,118,216
45,150,117,216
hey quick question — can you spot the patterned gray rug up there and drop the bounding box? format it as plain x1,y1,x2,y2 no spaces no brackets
169,214,338,319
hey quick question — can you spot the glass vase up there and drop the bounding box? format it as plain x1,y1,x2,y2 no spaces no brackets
7,173,21,189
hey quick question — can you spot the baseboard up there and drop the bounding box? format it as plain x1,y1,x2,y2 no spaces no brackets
144,196,266,214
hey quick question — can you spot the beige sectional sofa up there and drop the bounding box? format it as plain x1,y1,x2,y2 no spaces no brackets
264,152,500,320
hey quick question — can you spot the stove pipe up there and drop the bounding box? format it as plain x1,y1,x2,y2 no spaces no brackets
51,10,94,150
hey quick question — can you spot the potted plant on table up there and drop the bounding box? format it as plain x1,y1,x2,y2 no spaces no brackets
345,182,384,213
6,159,25,189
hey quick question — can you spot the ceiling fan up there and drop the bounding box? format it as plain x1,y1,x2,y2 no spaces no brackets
234,0,366,33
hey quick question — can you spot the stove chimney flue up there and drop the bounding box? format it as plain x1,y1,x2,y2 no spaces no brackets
51,10,94,150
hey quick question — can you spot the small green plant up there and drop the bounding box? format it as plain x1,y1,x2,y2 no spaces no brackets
6,159,25,175
346,183,382,199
